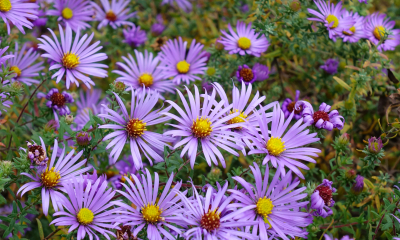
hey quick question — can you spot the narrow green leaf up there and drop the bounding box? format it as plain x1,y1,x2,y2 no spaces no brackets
36,218,44,240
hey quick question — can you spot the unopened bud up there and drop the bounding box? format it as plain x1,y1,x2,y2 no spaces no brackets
206,67,216,76
344,99,354,110
207,167,222,182
215,38,224,51
289,0,301,11
351,175,364,194
11,81,23,92
368,137,383,154
65,114,74,125
338,133,350,145
345,169,356,180
44,119,58,132
0,161,13,177
76,131,91,146
114,81,126,93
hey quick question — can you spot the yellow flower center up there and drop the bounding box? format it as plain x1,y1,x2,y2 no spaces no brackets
0,0,12,12
138,73,154,87
62,52,80,69
237,37,251,50
256,197,274,219
266,136,286,156
343,26,356,36
106,10,117,22
227,109,247,128
326,14,339,29
200,209,221,231
191,117,212,138
10,65,22,77
176,60,190,74
373,26,386,40
40,167,61,188
142,204,162,224
126,118,147,138
77,208,94,225
62,7,73,19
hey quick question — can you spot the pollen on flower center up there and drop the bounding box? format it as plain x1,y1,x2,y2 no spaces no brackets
138,73,154,87
314,185,333,206
200,209,221,231
343,26,356,36
326,14,339,29
106,10,117,21
227,109,247,127
10,65,22,77
287,101,303,114
373,26,386,40
62,52,80,69
77,208,94,225
40,167,61,188
142,203,162,224
266,136,286,156
62,7,73,19
256,197,274,218
50,92,66,107
126,118,147,138
0,0,12,12
176,60,190,74
191,117,213,138
239,68,254,82
312,110,330,123
237,37,251,50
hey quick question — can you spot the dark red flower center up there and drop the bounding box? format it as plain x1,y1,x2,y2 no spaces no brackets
239,68,254,82
315,185,332,206
312,110,329,124
287,101,302,114
50,92,66,107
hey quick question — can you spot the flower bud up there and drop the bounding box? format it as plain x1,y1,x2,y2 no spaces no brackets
206,67,216,76
215,38,224,51
44,119,58,132
368,137,383,154
64,114,74,125
345,169,356,180
344,99,354,110
0,161,13,177
76,131,91,146
289,0,301,11
351,175,364,194
338,133,350,145
114,81,126,93
11,81,23,92
207,167,222,182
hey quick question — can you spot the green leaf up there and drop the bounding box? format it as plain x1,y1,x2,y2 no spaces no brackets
333,76,351,90
36,218,44,240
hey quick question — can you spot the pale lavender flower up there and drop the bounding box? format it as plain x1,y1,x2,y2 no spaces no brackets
162,0,192,12
220,21,269,57
296,101,345,131
0,42,14,65
364,13,400,52
37,88,74,116
47,0,93,32
115,169,186,239
341,11,366,43
99,87,172,168
151,15,165,36
0,0,39,34
229,163,313,239
311,179,336,218
324,235,354,240
253,63,270,81
163,85,243,168
281,90,302,120
18,139,91,216
0,93,12,116
320,58,339,75
51,176,120,240
74,89,107,130
32,10,47,27
108,155,141,189
7,42,44,85
91,0,136,29
38,25,108,89
158,37,207,84
123,24,147,47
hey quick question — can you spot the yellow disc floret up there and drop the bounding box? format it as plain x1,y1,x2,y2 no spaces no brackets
227,109,247,127
237,37,251,50
256,197,274,218
176,60,190,74
138,73,154,87
40,167,61,188
343,26,356,36
62,7,73,19
77,208,94,225
0,0,12,12
266,136,286,156
191,117,212,138
326,14,339,29
10,65,22,77
142,203,162,224
373,26,386,40
62,52,80,69
126,118,147,138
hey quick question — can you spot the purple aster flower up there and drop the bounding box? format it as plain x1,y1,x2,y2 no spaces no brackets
99,87,172,168
158,37,207,84
296,101,345,131
18,139,92,216
246,105,320,179
51,176,120,240
163,85,243,168
282,90,303,120
114,50,175,96
7,42,44,86
307,0,355,41
324,235,354,240
358,0,367,3
220,21,269,57
123,24,147,47
115,169,186,238
178,181,258,239
352,175,364,193
320,58,339,74
202,80,213,92
364,13,400,52
22,137,49,167
253,63,270,81
311,179,336,218
229,163,313,239
74,89,107,130
150,14,165,37
236,64,256,84
341,11,366,43
47,0,93,32
368,136,383,154
91,0,136,30
0,0,39,34
161,0,192,12
37,88,74,116
108,155,141,189
32,9,47,27
38,25,108,89
0,42,14,66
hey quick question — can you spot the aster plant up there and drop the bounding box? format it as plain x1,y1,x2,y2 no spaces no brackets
91,0,136,29
0,0,39,34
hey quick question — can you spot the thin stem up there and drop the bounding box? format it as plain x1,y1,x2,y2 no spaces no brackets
372,213,386,240
44,228,61,240
319,219,334,240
